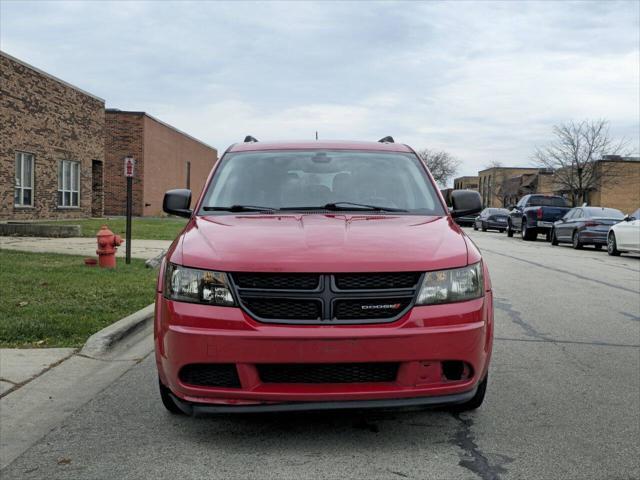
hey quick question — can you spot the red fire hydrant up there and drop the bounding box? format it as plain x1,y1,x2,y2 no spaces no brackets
96,225,123,268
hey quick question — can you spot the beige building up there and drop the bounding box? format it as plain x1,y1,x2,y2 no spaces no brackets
453,176,479,191
586,158,639,214
478,167,540,208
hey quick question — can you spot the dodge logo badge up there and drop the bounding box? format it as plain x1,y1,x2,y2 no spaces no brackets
361,303,402,310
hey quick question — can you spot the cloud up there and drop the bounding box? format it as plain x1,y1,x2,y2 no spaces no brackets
1,0,638,183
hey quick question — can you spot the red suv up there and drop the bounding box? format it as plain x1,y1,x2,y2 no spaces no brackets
155,137,492,415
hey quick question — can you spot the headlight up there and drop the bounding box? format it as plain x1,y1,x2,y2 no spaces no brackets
164,264,235,306
416,262,484,305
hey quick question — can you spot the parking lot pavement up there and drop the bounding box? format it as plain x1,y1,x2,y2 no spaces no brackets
1,229,638,480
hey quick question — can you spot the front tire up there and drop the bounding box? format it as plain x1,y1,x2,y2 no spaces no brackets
481,222,487,232
551,228,559,245
607,232,621,256
507,221,514,237
159,378,185,415
450,375,488,412
473,223,478,231
572,231,583,250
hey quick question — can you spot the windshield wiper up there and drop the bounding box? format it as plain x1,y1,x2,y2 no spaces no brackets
202,205,276,213
280,202,407,213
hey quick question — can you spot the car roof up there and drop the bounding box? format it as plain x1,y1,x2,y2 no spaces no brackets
227,140,414,153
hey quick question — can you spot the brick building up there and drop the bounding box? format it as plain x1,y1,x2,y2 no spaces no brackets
104,110,217,216
453,176,479,191
1,51,218,221
1,51,105,220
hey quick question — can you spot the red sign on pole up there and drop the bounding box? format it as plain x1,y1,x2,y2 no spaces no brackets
124,157,135,177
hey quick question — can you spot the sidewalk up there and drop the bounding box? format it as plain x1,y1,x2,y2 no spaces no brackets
0,236,172,260
0,349,76,396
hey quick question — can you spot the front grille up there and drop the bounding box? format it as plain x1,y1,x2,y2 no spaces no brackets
179,364,241,388
243,298,321,320
334,272,420,290
232,273,320,290
233,273,420,325
333,298,412,320
257,363,399,384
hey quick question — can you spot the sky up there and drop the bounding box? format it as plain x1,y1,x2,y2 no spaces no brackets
1,0,639,184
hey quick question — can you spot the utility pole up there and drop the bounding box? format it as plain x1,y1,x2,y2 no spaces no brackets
315,131,318,140
124,156,135,265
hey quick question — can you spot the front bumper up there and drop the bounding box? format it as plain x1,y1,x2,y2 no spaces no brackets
155,293,493,408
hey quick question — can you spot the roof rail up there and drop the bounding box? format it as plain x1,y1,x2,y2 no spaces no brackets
378,136,394,143
244,135,259,143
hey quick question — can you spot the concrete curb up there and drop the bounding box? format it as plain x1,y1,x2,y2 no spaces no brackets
80,304,154,358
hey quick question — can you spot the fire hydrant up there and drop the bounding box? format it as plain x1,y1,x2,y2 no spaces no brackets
96,225,123,268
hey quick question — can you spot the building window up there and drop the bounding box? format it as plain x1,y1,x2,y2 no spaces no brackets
58,160,80,207
15,152,34,207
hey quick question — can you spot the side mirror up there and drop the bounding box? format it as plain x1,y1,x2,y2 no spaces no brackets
163,189,192,218
507,204,515,210
624,214,631,222
450,190,482,218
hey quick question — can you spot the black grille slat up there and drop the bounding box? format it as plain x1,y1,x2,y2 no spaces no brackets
233,273,320,290
243,298,321,320
257,363,399,384
334,298,412,320
334,272,420,290
179,364,241,388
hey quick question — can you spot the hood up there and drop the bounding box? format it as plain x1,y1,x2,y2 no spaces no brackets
171,214,469,273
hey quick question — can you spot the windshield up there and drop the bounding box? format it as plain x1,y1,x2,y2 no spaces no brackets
200,150,446,215
528,196,569,207
584,207,624,219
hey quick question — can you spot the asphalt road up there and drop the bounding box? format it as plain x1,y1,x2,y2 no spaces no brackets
3,229,639,480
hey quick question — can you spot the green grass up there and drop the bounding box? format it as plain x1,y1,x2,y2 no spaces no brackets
41,217,187,241
0,250,157,348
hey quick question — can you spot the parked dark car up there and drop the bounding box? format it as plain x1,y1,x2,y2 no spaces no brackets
473,208,510,232
454,213,477,227
551,206,625,249
507,194,571,241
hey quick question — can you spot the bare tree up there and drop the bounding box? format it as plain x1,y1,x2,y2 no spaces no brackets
484,160,504,169
534,120,628,206
416,149,461,187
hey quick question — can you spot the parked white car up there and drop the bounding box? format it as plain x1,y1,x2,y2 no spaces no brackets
607,208,640,256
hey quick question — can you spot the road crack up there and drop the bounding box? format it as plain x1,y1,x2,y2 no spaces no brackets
451,413,512,480
494,297,553,342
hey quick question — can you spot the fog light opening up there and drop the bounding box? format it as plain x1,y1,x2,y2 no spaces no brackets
442,361,472,381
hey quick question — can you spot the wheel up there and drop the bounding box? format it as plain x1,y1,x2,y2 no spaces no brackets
594,245,603,251
450,375,488,412
473,223,478,231
551,228,559,246
159,378,185,415
481,223,487,232
572,231,583,250
607,232,621,256
522,220,537,241
507,220,514,237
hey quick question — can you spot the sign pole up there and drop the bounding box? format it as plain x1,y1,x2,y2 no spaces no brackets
124,157,135,265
